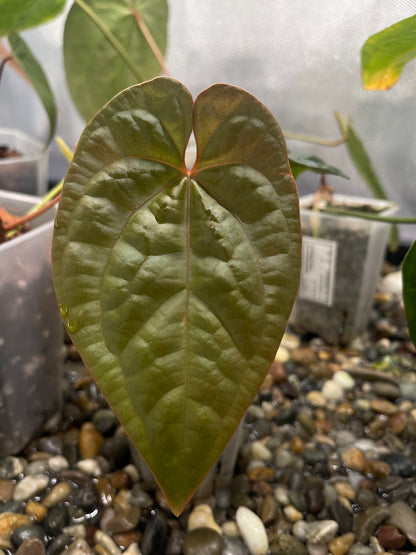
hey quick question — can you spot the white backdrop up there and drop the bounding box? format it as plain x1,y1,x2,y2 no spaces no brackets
1,0,415,242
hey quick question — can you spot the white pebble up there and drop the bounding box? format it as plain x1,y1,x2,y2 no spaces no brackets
76,458,102,476
94,530,122,555
321,380,344,401
333,370,355,391
306,542,328,555
222,520,240,537
292,520,308,541
274,485,290,506
283,504,303,521
236,506,268,555
48,455,69,472
66,538,93,554
13,473,49,501
63,524,87,539
249,441,272,462
380,271,402,296
275,345,290,363
124,544,141,555
188,504,221,534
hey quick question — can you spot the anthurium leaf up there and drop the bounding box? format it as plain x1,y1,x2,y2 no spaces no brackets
362,14,416,90
52,76,301,515
8,31,57,146
0,0,65,36
63,0,168,121
288,152,349,180
403,240,416,347
334,112,399,251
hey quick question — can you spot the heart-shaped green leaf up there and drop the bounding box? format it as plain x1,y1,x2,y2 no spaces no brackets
288,152,349,180
362,14,416,90
52,77,301,515
0,0,65,36
403,240,416,348
63,0,168,121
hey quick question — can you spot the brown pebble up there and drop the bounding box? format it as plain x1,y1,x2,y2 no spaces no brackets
25,500,47,521
93,546,112,555
290,436,304,454
110,470,132,490
328,532,355,555
113,530,142,549
0,479,15,503
341,448,366,472
96,477,116,506
259,373,274,393
316,418,331,435
359,479,376,491
378,524,407,550
251,480,274,496
291,347,317,365
364,460,391,480
16,537,46,555
248,466,275,481
370,399,398,416
79,422,104,459
388,412,408,434
337,402,355,418
268,360,287,383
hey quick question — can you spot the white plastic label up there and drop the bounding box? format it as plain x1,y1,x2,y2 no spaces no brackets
298,236,337,306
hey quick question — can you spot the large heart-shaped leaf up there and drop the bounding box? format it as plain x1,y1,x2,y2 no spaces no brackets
403,240,416,348
63,0,168,121
362,14,416,90
0,0,65,36
52,77,301,515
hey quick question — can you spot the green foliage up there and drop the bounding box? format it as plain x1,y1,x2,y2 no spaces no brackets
52,77,301,515
289,152,349,180
334,112,399,251
0,0,65,36
362,14,416,90
403,241,416,347
63,0,168,121
8,32,57,145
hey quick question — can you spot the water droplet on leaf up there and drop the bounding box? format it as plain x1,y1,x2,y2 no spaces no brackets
65,319,79,333
59,304,68,318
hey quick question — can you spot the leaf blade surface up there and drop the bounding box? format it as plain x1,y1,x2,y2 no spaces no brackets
52,77,301,514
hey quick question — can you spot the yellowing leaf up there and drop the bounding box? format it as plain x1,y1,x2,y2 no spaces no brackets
362,14,416,90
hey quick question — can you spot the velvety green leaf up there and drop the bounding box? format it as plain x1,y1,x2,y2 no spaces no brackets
8,31,56,146
63,0,168,121
52,77,301,515
288,152,349,180
0,0,65,35
362,14,416,90
403,241,416,347
334,112,399,250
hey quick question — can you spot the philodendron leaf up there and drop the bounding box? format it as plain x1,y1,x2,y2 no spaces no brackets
9,31,57,146
403,240,416,347
289,152,349,180
362,14,416,90
63,0,168,121
0,0,65,36
52,77,301,515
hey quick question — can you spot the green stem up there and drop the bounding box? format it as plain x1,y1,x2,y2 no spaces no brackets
323,206,416,224
74,0,144,82
283,130,348,146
